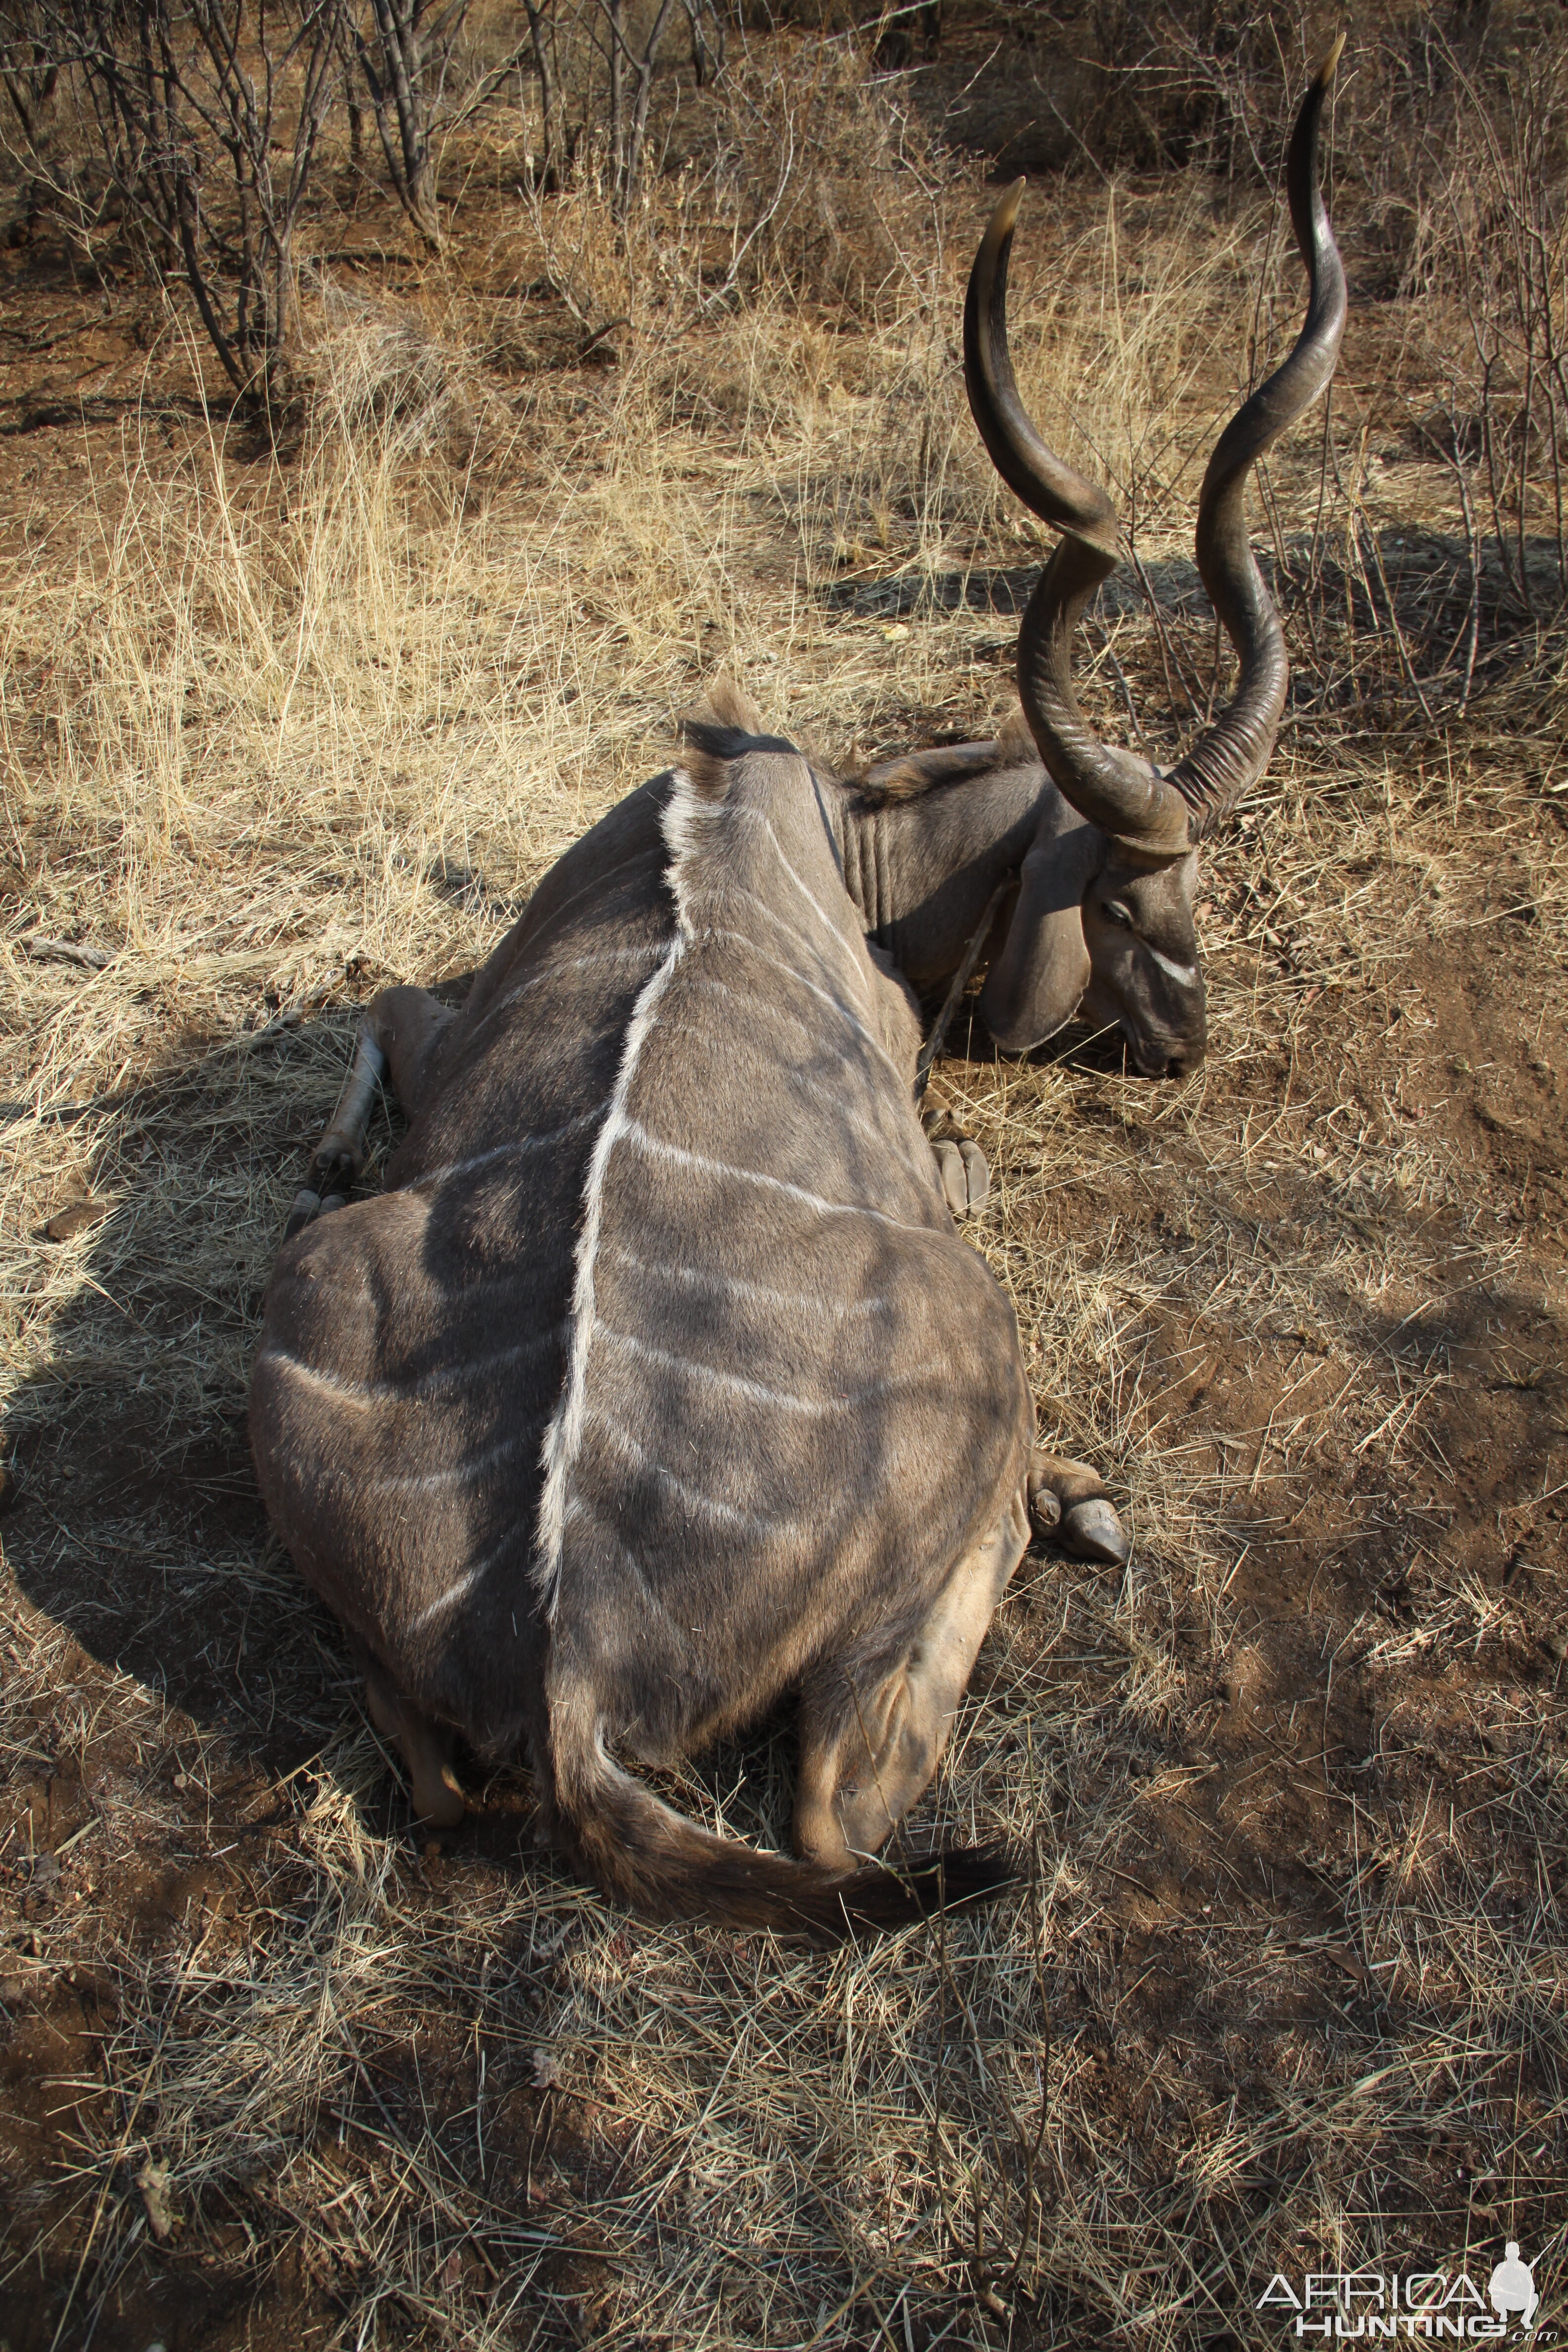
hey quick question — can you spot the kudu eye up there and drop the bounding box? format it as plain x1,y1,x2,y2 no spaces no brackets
1102,901,1134,929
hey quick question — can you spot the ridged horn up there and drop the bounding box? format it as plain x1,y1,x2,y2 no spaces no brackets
1166,37,1348,834
964,179,1189,857
962,43,1348,858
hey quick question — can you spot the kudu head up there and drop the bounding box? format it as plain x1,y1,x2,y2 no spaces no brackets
965,44,1347,1078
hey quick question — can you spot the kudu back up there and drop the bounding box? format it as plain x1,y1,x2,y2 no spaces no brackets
250,58,1345,1935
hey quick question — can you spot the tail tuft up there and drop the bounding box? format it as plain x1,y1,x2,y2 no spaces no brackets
827,1842,1021,1935
547,1698,1018,1940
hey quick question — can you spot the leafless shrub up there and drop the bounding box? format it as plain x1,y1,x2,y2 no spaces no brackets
1403,26,1568,628
7,0,343,416
347,0,470,246
0,0,60,150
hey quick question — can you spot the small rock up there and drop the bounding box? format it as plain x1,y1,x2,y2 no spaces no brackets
0,1975,27,2005
44,1199,111,1243
530,2048,561,2088
136,2156,176,2242
23,1854,61,1888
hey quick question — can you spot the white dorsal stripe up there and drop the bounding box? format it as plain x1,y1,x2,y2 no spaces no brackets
585,1407,789,1536
404,1107,607,1193
668,792,864,974
1146,944,1198,986
620,1118,946,1240
608,1243,892,1323
257,1324,564,1408
599,1325,919,1416
532,783,697,1618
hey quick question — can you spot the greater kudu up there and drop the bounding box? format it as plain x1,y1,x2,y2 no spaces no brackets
250,56,1344,1934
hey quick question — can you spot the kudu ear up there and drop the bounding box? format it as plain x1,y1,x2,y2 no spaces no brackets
697,675,765,735
977,816,1102,1054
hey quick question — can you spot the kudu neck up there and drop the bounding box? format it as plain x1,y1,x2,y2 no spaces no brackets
831,760,1051,992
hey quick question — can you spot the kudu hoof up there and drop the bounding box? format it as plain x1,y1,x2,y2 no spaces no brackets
283,1150,356,1239
931,1137,989,1217
410,1763,468,1830
1060,1497,1131,1567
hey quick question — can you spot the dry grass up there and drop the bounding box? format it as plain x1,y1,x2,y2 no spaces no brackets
1,57,1566,2350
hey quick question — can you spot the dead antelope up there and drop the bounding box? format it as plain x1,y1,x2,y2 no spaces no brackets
250,56,1343,1934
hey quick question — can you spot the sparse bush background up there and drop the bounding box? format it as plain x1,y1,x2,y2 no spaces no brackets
0,3,1565,2348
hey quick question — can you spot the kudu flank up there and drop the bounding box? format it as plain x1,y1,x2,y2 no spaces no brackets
249,60,1344,1936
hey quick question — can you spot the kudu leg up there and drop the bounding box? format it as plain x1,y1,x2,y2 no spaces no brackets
363,1661,467,1829
861,943,990,1219
793,1490,1029,1873
284,984,456,1239
1028,1448,1130,1566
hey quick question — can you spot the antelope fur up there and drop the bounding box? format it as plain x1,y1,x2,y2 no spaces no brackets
253,701,1034,1933
250,57,1345,1935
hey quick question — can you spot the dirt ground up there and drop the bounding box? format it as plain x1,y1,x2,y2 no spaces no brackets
1,28,1566,2350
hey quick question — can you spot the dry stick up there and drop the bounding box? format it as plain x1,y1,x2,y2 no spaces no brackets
1125,542,1203,722
1360,523,1436,726
914,880,1010,1101
1444,439,1484,713
46,1976,189,2352
1090,612,1151,758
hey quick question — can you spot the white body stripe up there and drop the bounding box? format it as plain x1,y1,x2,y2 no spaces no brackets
696,925,905,1087
608,1243,891,1323
599,1326,917,1417
365,1428,527,1495
406,1527,521,1632
258,1324,563,1408
406,1109,606,1193
587,1407,789,1536
484,944,665,1025
621,1117,943,1240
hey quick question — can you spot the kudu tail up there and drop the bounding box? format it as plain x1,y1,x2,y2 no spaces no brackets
545,1703,1016,1939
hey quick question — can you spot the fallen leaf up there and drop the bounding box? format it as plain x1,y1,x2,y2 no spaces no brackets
44,1200,111,1243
